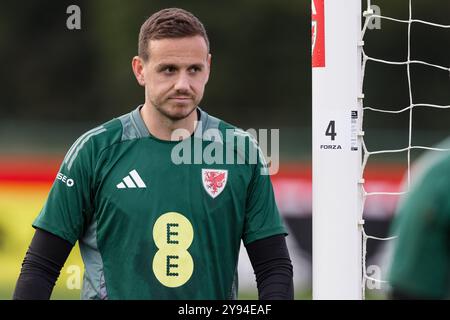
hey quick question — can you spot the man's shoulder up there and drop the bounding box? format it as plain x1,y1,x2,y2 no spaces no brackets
203,112,252,140
202,115,258,155
203,111,266,167
65,108,138,160
410,151,450,193
61,116,122,171
75,116,123,149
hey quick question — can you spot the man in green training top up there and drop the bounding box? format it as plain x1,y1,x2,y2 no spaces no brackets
13,8,293,300
388,148,450,300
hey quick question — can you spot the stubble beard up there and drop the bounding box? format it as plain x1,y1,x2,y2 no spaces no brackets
152,96,199,122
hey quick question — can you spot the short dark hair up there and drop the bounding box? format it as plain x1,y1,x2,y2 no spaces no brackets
138,8,210,61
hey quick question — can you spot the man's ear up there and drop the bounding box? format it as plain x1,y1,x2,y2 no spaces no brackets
131,56,146,86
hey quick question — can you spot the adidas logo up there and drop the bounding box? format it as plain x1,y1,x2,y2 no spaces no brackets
116,170,147,189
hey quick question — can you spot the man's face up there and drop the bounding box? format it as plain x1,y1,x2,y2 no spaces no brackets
135,36,211,121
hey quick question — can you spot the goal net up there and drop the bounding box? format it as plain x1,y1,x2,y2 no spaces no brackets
312,0,450,299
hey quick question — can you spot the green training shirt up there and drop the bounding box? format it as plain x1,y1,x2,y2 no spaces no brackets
388,153,450,299
33,106,286,299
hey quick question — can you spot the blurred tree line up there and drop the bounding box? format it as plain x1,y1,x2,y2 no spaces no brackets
0,0,309,130
0,0,448,154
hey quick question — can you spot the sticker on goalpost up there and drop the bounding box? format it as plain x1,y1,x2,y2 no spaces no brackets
312,0,325,68
320,119,342,151
319,111,358,151
351,111,358,151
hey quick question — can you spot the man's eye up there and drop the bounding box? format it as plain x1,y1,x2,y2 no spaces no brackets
189,66,201,73
162,67,176,74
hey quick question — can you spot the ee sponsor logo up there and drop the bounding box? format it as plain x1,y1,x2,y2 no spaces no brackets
152,212,194,287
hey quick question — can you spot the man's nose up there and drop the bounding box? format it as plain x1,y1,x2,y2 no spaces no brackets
174,73,190,92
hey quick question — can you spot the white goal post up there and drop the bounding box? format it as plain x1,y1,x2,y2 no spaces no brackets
312,0,364,299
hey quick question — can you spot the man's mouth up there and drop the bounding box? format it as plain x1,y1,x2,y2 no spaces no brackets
168,96,192,102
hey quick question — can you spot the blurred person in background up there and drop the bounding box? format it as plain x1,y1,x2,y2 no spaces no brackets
13,8,293,300
388,138,450,300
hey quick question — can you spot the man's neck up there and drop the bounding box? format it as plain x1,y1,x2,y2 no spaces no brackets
140,103,199,141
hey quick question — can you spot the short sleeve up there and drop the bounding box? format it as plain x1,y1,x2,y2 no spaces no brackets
242,141,287,245
32,129,101,245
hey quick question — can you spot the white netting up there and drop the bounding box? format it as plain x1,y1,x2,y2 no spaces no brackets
360,0,450,298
